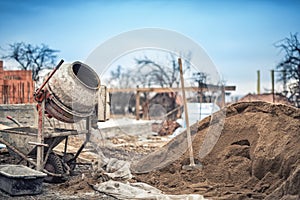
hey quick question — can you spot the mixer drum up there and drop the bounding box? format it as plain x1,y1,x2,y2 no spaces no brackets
45,61,100,123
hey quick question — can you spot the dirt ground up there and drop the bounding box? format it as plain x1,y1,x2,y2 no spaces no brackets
0,147,115,199
0,132,165,199
0,101,299,199
132,101,300,200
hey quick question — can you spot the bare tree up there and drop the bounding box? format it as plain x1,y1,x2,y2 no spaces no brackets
275,33,300,107
1,42,59,81
134,52,191,87
108,52,191,89
108,65,133,88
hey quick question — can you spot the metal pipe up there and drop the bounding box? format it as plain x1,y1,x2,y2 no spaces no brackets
6,116,22,127
35,59,64,96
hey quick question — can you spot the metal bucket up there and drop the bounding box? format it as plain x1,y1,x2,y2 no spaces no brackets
46,61,100,123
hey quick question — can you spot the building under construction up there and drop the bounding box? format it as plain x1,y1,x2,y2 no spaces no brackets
0,60,34,104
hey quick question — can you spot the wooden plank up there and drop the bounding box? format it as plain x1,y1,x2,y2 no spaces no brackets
136,88,140,120
108,85,236,93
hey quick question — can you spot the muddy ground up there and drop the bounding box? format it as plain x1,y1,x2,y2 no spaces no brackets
0,101,299,199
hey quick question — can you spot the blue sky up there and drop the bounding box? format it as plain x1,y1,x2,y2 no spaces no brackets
0,0,299,95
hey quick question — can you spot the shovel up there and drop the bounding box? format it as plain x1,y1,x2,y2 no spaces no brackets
178,58,202,170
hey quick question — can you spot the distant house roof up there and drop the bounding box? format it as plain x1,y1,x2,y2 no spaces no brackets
238,93,292,105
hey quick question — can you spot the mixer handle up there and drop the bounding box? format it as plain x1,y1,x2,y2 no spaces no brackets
35,59,64,96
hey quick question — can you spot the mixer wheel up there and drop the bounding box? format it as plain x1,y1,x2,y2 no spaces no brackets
63,153,76,171
44,153,65,183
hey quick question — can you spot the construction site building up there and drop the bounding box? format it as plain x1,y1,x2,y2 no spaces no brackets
0,60,34,104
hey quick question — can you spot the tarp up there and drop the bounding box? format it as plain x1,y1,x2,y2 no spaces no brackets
93,180,207,200
92,154,206,199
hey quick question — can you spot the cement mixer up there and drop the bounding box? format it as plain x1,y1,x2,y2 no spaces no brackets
0,60,102,182
36,60,100,123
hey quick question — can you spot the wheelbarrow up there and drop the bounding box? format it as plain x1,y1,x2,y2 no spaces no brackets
0,125,90,182
0,60,101,182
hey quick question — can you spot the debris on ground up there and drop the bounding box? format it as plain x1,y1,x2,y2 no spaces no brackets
92,157,132,180
0,101,299,199
157,120,181,136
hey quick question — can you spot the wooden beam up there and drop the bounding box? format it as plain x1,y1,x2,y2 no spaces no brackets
108,85,236,93
136,87,140,120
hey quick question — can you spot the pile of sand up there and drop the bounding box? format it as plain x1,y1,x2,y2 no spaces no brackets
133,101,300,199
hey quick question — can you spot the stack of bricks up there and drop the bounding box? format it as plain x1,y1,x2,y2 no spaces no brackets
0,60,35,104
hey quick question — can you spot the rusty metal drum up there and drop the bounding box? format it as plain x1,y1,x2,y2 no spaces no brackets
45,61,100,123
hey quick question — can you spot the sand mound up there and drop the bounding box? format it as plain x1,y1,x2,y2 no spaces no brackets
133,101,300,199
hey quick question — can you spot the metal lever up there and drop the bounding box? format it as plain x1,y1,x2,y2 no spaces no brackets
34,59,64,100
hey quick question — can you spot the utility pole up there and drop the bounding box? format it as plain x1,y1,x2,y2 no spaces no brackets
257,70,260,95
193,72,207,120
282,69,287,96
193,72,207,103
271,70,275,103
